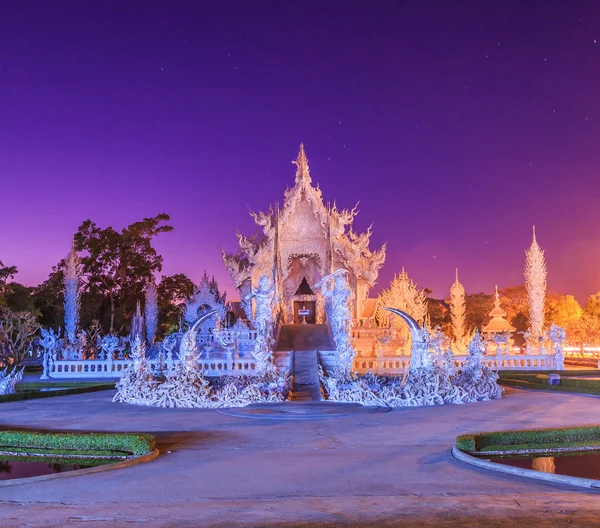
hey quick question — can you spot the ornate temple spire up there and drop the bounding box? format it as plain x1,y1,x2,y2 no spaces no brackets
482,285,516,334
292,143,312,185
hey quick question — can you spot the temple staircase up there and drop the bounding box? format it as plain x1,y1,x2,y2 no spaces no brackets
275,324,334,402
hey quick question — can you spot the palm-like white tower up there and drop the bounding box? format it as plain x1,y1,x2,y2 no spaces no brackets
63,239,81,347
145,282,158,346
525,226,547,339
449,269,466,347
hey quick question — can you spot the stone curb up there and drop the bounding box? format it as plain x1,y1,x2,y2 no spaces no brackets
0,448,159,487
451,445,600,490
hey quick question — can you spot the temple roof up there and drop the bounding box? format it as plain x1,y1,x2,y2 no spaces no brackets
361,298,379,319
222,144,386,288
482,286,516,333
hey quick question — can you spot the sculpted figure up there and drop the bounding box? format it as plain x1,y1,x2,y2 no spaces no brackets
245,276,276,375
316,270,356,378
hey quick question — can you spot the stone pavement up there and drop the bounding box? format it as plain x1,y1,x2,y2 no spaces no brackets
1,387,600,527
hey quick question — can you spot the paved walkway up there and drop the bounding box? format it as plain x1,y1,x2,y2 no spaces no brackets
290,350,321,401
1,388,600,526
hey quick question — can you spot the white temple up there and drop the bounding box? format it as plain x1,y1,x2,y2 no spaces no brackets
222,144,386,326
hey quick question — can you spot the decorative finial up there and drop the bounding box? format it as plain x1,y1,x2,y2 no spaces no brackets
532,225,536,242
292,143,311,185
455,268,459,283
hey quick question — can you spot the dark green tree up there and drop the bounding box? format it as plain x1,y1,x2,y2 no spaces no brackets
74,214,173,334
157,273,195,336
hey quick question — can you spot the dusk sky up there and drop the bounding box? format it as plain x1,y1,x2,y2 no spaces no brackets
1,2,599,302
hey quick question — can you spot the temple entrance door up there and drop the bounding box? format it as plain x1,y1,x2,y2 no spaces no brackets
294,301,316,324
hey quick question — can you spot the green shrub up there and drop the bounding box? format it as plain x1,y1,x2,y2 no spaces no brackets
0,431,155,456
456,425,600,453
0,383,115,403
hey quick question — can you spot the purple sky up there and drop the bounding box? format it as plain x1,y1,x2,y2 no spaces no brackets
1,2,599,302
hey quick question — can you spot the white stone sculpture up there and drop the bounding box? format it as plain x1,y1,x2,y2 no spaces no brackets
320,311,503,408
113,308,292,409
129,334,147,371
0,367,23,395
453,330,504,401
316,269,356,378
39,327,61,379
547,324,566,370
100,334,121,360
491,331,511,355
245,276,276,375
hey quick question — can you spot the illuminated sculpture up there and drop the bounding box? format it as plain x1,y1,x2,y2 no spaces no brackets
63,240,81,354
449,269,466,349
39,327,61,379
0,367,23,395
453,330,504,401
320,310,503,407
547,324,566,370
113,309,291,408
145,282,158,346
245,276,276,375
316,269,356,377
525,226,547,341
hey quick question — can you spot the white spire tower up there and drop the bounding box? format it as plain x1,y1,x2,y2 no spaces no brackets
525,226,547,339
449,268,466,347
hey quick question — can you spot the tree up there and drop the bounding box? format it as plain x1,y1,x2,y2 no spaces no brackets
2,283,36,313
449,269,466,345
580,293,600,345
464,292,493,331
0,307,40,368
32,265,65,329
74,214,173,334
0,261,17,293
547,295,583,343
524,226,547,339
157,273,195,337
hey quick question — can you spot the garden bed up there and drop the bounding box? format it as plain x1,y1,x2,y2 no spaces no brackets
0,430,155,459
456,425,600,456
0,382,115,403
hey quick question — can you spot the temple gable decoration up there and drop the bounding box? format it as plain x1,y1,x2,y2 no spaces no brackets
222,144,386,324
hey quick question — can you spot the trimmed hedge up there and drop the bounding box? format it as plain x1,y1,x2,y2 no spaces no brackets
0,383,115,403
499,372,600,395
456,425,600,454
0,431,155,456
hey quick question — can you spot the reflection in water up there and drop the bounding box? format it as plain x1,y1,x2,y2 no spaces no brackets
0,458,111,480
531,456,556,474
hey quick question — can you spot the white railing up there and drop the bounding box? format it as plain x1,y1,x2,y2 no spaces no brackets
351,353,561,375
45,356,257,379
352,357,411,375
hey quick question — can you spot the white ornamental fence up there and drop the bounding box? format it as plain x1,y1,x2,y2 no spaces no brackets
44,357,257,379
351,352,562,376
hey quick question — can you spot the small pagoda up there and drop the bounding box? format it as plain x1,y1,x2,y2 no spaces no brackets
482,286,516,334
